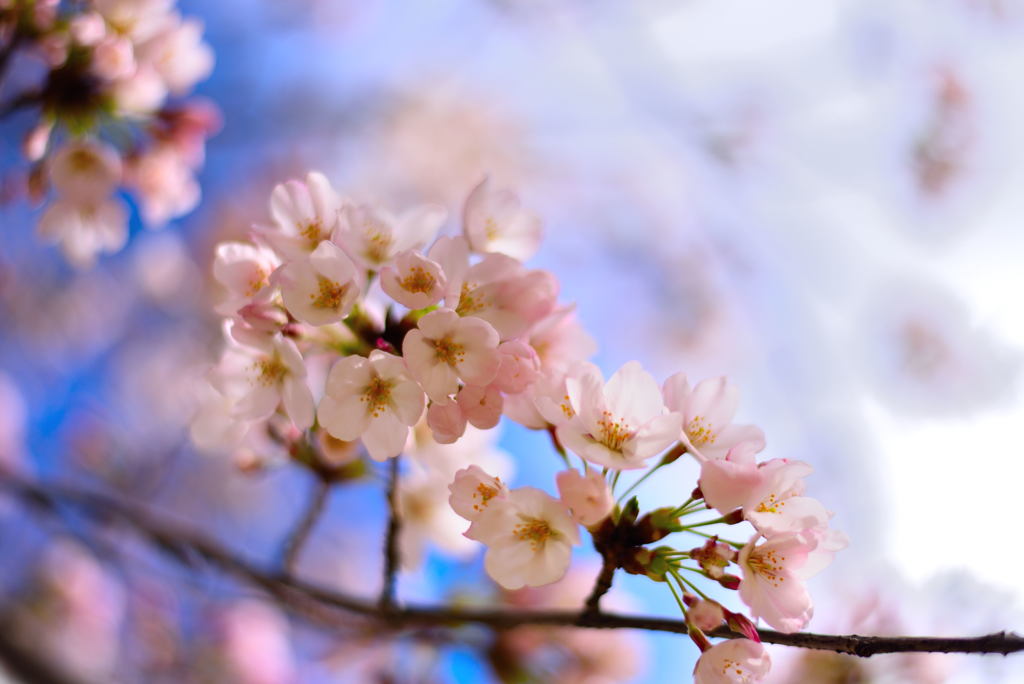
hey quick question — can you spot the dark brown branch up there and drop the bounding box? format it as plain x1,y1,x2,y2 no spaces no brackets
281,477,330,574
380,455,401,611
2,474,1024,658
582,551,616,616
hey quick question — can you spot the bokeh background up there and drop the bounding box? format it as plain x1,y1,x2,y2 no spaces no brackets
2,0,1024,681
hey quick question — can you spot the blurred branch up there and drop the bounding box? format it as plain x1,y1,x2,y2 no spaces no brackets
281,477,330,574
3,473,1024,658
0,620,90,684
380,455,401,611
583,552,616,617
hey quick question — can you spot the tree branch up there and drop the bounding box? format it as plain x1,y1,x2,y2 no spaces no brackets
281,477,330,574
2,473,1023,658
380,455,401,611
583,551,616,617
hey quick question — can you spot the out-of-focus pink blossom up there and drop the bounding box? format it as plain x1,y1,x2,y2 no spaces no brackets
141,14,214,95
127,143,200,225
216,601,296,684
462,175,542,261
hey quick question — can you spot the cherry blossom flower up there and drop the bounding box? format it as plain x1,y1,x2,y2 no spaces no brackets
335,202,446,270
743,459,830,538
449,465,508,522
467,486,580,590
49,139,121,201
556,468,613,526
91,35,135,81
37,198,128,268
663,373,765,462
557,361,681,470
738,529,845,633
699,441,764,515
379,249,447,309
209,333,314,431
140,14,214,95
255,171,343,259
430,237,557,340
693,638,770,684
317,351,425,461
462,176,542,261
215,601,295,684
492,340,541,394
126,143,200,225
94,0,175,43
402,309,500,402
212,242,279,316
279,240,361,326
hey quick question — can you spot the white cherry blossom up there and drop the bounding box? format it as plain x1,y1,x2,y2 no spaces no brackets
466,486,580,590
379,249,446,309
335,201,445,270
402,309,500,402
448,465,508,522
663,374,765,462
317,351,425,461
255,171,343,259
557,361,681,470
279,240,361,326
693,638,771,684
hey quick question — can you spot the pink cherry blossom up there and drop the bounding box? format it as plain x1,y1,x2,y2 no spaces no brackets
91,35,135,80
126,143,200,225
738,532,826,633
699,441,764,515
212,242,279,316
467,486,580,590
491,340,541,394
523,305,597,373
209,333,314,431
555,468,613,526
111,64,167,115
49,139,121,202
462,176,542,261
431,240,557,340
335,202,445,270
557,361,681,470
317,350,425,461
279,240,361,326
379,249,447,309
140,14,213,95
689,600,726,632
456,383,503,429
426,399,467,444
37,198,128,268
94,0,175,43
693,638,770,684
256,171,343,259
449,465,509,522
402,309,500,402
743,459,830,538
663,373,765,462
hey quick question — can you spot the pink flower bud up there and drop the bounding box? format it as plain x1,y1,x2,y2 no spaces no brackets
689,600,725,632
427,400,466,444
555,468,613,526
456,384,503,430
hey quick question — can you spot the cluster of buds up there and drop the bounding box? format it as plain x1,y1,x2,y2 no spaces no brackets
193,169,845,683
1,0,217,266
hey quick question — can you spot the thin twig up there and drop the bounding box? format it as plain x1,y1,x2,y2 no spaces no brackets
380,455,401,611
281,477,330,574
3,474,1024,657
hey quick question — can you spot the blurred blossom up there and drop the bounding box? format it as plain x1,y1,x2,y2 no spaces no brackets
211,601,296,684
858,277,1019,416
14,541,125,680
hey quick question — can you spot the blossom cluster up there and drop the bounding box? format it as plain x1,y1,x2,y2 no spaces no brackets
193,169,845,683
1,0,217,267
